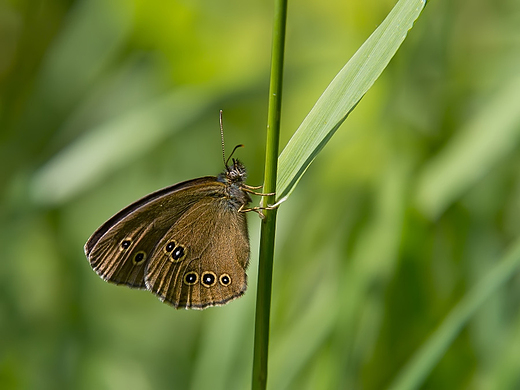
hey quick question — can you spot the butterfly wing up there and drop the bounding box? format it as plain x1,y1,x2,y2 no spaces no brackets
84,177,220,289
84,176,250,309
145,195,249,309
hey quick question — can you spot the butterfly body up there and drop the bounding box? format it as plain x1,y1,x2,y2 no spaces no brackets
85,159,252,309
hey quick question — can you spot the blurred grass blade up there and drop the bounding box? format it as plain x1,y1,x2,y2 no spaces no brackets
388,238,520,390
415,74,520,218
29,88,212,205
269,276,337,390
276,0,426,201
24,0,132,125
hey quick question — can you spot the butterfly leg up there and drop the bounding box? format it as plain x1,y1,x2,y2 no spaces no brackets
239,206,266,219
238,203,280,219
242,184,263,190
241,187,276,197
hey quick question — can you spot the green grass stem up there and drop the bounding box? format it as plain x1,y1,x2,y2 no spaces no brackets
251,0,288,388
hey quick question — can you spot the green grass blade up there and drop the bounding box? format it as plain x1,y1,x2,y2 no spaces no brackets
388,238,520,390
276,0,426,201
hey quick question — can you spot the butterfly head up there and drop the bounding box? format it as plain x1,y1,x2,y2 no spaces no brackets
221,158,247,184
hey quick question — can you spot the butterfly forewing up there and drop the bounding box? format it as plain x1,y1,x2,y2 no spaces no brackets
88,221,156,288
85,177,221,288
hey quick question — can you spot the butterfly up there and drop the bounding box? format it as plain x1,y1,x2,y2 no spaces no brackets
84,113,270,309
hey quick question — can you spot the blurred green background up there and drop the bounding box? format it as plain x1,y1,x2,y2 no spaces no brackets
2,0,520,389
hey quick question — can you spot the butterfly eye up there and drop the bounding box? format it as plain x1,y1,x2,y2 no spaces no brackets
219,274,231,286
163,240,177,254
201,271,217,287
184,272,198,286
120,239,132,250
133,251,147,265
171,245,185,261
164,241,186,262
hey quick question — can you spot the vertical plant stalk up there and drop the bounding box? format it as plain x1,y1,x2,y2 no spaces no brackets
251,0,288,388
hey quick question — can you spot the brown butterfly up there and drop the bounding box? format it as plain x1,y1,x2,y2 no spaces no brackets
84,113,269,309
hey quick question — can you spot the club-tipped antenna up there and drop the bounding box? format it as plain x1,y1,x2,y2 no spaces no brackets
225,144,244,167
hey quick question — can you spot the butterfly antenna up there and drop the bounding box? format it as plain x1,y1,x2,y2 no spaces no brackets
225,144,244,167
220,110,226,167
220,111,244,167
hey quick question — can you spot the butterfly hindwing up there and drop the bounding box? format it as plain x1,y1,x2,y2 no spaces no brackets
145,195,250,309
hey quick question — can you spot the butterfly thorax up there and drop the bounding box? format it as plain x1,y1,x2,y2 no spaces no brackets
217,158,251,209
